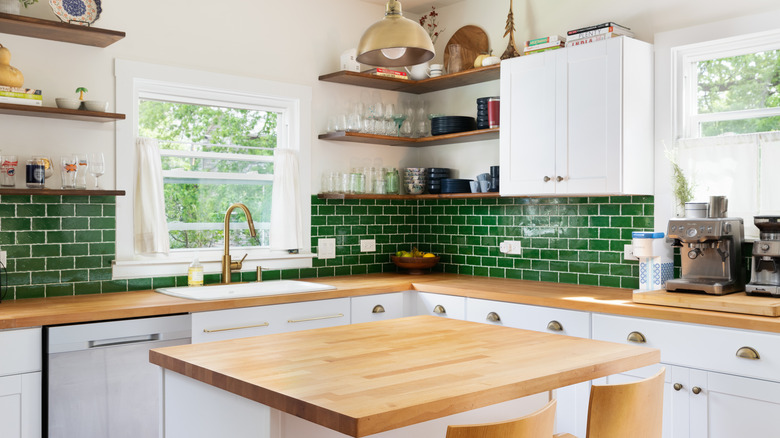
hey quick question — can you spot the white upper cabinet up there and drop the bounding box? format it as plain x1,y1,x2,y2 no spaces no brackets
499,37,654,196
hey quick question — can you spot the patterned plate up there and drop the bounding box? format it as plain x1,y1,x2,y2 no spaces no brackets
49,0,102,26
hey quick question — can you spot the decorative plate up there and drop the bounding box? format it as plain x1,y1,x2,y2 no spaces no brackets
49,0,102,26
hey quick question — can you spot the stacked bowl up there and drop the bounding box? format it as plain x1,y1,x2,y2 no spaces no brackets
426,168,450,194
403,168,426,195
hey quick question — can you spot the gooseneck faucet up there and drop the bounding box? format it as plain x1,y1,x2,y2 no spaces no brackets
222,203,257,284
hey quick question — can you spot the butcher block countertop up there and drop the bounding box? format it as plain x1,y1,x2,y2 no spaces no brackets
1,273,780,333
149,315,660,437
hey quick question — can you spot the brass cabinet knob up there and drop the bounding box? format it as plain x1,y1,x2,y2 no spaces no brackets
736,346,760,360
547,320,563,332
543,176,551,182
372,304,386,314
556,176,564,182
673,383,683,391
487,312,501,322
433,305,446,314
626,331,647,343
692,386,702,395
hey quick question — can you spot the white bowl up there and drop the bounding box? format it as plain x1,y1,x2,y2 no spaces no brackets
55,98,80,110
84,100,109,112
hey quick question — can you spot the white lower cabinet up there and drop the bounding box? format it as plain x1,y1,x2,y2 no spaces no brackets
351,292,411,324
465,298,591,437
414,292,466,319
0,327,42,438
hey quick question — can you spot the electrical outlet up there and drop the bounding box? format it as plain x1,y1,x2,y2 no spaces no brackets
499,241,522,255
624,244,638,261
318,238,336,259
360,239,376,252
0,250,5,267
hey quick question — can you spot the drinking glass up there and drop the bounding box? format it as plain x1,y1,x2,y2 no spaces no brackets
346,102,363,132
89,152,105,189
60,155,78,189
75,154,88,189
0,155,18,187
384,103,395,136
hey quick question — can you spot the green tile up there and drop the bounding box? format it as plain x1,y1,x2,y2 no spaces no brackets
46,283,74,297
15,285,45,299
89,243,114,255
1,195,30,204
16,204,45,217
61,217,90,230
32,195,61,204
47,231,74,243
47,257,75,270
14,258,45,271
102,280,129,293
61,269,89,283
74,282,102,295
75,230,103,243
6,272,30,286
89,268,112,281
31,217,60,230
89,218,115,230
31,244,59,257
6,245,31,258
16,231,45,244
2,218,31,231
31,271,59,284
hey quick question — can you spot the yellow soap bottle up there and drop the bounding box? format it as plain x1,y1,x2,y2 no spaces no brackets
188,256,204,287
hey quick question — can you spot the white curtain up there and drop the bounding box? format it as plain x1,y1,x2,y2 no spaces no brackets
269,149,302,251
134,137,170,255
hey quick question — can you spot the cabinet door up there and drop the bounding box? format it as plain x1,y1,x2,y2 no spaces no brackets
351,293,408,324
499,50,559,195
561,38,622,194
415,293,466,319
0,372,42,438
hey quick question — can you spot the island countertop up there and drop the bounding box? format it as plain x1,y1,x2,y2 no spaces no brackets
150,315,660,437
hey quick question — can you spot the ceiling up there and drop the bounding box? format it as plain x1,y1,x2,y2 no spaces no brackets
359,0,466,15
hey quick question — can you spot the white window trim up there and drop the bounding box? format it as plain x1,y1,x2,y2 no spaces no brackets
113,59,312,279
654,9,780,232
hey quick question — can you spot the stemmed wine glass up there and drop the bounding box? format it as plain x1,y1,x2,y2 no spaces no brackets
384,103,395,136
89,152,105,189
392,106,408,137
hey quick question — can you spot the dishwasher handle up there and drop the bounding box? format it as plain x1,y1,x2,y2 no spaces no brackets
88,333,162,348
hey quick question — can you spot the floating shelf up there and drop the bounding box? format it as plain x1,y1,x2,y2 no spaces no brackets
318,128,499,147
318,192,500,200
318,64,500,94
0,102,125,122
0,189,125,196
0,12,125,47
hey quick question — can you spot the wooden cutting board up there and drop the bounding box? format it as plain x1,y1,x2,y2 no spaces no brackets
443,25,489,73
633,290,780,317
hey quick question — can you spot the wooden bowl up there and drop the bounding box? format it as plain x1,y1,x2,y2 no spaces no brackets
391,256,440,275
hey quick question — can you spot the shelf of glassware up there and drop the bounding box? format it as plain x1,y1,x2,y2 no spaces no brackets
318,127,499,147
318,64,500,94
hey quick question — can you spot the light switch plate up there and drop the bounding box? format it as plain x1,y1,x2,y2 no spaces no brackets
318,238,336,259
360,239,376,252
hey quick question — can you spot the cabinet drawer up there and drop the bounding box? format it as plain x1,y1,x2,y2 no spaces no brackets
415,292,466,319
466,298,590,338
592,314,780,383
351,293,408,324
280,298,350,333
0,328,41,376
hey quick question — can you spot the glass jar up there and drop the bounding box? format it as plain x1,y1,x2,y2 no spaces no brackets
385,168,399,194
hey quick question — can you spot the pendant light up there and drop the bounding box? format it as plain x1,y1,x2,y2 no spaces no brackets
356,0,435,67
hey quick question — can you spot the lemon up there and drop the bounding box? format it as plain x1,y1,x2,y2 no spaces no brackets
423,253,436,258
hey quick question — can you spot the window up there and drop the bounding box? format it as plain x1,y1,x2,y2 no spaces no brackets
114,60,312,279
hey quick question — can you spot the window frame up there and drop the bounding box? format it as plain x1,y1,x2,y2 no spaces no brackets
113,59,313,280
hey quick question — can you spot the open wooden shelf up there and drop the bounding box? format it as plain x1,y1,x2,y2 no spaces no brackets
0,188,125,196
318,127,499,147
318,64,500,94
0,12,125,47
318,192,500,200
0,102,125,122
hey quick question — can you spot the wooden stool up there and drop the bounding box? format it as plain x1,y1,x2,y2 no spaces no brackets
446,399,557,438
554,367,665,438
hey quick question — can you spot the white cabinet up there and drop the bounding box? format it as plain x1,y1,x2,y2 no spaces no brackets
351,292,410,324
500,36,653,196
414,292,466,319
0,327,42,438
191,298,350,343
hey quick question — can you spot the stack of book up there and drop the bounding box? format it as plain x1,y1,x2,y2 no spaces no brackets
0,86,43,106
523,35,565,56
364,68,409,80
565,22,634,47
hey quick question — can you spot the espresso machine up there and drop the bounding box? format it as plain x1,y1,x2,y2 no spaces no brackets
666,216,745,295
746,216,780,297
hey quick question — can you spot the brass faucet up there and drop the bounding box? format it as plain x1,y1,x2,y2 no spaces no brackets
222,203,257,284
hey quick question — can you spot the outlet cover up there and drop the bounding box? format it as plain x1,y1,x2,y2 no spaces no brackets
0,250,5,267
499,241,522,255
318,238,336,259
624,244,638,261
360,239,376,252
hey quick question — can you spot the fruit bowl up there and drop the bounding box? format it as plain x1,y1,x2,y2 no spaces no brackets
391,255,440,275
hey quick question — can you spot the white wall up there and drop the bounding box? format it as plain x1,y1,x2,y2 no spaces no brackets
3,0,780,196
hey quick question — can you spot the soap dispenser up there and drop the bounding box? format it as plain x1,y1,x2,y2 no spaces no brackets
188,256,204,287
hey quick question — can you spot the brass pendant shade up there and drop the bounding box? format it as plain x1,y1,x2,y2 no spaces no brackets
356,0,435,67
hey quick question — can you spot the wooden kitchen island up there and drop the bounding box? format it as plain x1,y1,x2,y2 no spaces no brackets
150,315,659,438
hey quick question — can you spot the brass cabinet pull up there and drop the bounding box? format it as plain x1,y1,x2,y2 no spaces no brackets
288,314,344,323
203,322,270,333
556,176,564,182
547,320,563,332
487,312,501,322
543,176,551,182
433,305,447,314
673,383,683,391
692,386,702,395
627,331,646,343
736,346,760,360
372,305,386,314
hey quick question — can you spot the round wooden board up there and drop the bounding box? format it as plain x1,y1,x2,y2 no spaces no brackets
443,25,490,72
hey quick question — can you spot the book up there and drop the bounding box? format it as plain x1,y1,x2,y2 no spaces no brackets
364,67,408,79
523,45,564,56
0,86,42,95
566,33,629,48
567,22,631,36
0,96,43,106
525,35,566,48
0,90,43,100
523,41,564,52
566,26,634,41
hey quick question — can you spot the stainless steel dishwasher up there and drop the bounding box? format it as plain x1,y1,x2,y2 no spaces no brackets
45,314,191,438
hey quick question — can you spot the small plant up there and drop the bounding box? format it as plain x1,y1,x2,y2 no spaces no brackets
19,0,38,8
75,87,88,100
665,146,695,211
418,6,445,45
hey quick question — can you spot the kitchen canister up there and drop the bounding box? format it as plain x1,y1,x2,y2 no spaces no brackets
632,232,674,291
684,202,708,218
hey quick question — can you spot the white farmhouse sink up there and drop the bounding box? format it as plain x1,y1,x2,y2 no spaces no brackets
156,280,337,301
